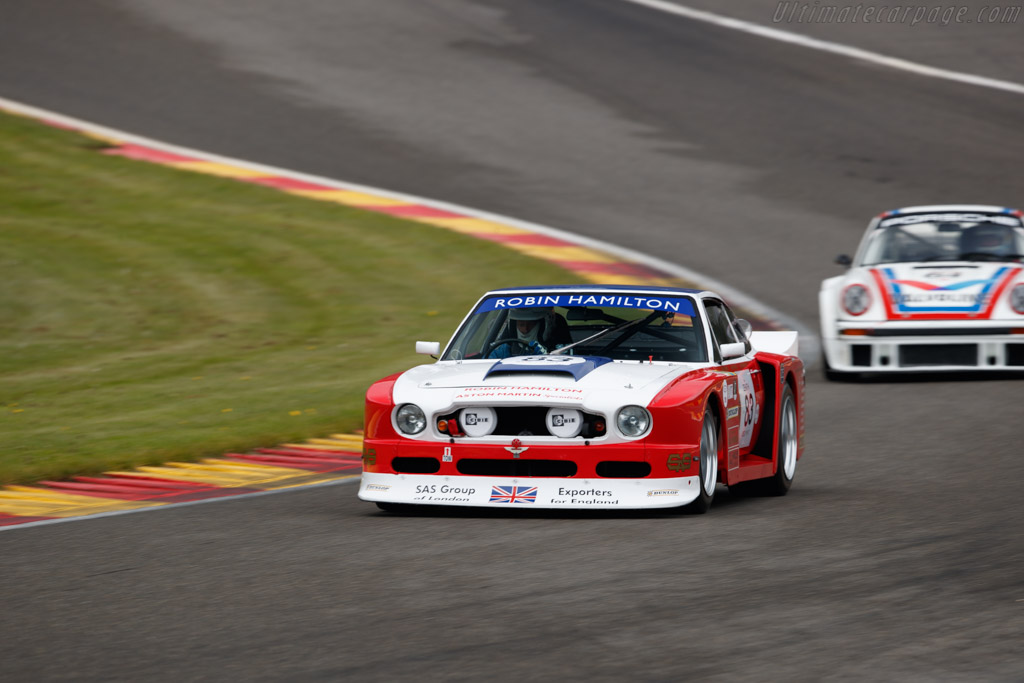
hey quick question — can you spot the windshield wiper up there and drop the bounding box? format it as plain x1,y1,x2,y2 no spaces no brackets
550,311,665,356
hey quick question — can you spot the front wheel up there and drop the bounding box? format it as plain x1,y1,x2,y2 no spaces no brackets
683,410,719,514
821,349,862,382
821,350,843,381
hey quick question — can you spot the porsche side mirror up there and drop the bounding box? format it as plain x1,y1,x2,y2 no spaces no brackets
415,341,441,356
720,342,747,360
835,254,852,267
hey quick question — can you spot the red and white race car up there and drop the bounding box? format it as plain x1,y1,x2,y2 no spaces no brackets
359,285,804,513
820,205,1024,377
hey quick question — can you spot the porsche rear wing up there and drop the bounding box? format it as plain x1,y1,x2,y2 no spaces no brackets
750,331,798,357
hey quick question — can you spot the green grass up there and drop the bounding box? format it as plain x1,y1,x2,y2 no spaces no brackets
0,112,577,485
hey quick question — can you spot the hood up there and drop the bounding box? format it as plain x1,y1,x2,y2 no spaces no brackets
868,263,1019,319
483,355,613,381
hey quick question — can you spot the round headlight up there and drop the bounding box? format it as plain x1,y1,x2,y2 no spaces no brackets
546,407,583,438
842,284,871,316
395,404,426,435
460,407,497,438
616,406,651,438
1011,284,1024,314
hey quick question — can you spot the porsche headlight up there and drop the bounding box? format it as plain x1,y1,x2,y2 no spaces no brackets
395,404,426,435
1011,284,1024,315
616,406,651,438
842,284,871,316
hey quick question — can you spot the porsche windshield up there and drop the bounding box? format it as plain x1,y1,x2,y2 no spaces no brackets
442,293,708,363
861,214,1024,265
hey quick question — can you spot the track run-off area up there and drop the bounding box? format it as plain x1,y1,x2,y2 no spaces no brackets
1,1,1022,680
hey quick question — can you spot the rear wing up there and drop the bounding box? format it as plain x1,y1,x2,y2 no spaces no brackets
749,331,798,357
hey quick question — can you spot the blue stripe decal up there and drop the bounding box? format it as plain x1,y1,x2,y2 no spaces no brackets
485,355,613,381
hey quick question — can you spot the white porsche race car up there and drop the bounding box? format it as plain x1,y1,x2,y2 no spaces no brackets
819,204,1024,377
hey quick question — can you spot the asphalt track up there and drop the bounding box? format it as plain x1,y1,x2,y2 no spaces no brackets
1,1,1023,680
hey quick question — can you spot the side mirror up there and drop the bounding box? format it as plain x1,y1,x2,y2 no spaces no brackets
415,341,441,356
720,342,747,360
835,254,852,267
733,318,753,341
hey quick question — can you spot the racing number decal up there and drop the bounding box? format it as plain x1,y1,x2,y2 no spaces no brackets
737,370,758,448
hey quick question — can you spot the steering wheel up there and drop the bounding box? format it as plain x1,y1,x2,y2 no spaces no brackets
485,337,529,357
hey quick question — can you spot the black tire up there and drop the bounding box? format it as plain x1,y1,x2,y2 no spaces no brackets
764,384,798,496
683,409,719,514
821,350,843,381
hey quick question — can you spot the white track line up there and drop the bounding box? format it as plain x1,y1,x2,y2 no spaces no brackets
0,96,817,358
619,0,1024,96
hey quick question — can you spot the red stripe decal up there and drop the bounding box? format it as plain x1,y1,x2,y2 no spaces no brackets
983,267,1021,317
870,268,897,319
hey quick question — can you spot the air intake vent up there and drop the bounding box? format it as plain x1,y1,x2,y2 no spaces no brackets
851,345,871,367
596,461,651,478
1007,344,1024,367
392,457,440,474
457,459,577,477
899,344,977,367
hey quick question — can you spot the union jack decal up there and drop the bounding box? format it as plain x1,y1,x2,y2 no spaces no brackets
489,485,538,504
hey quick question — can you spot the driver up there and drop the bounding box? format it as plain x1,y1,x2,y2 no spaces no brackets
487,307,557,358
960,224,1015,257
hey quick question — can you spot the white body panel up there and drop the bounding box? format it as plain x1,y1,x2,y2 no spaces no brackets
359,472,701,509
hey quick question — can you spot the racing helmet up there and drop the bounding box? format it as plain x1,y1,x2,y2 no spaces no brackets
508,307,551,321
506,307,552,345
961,224,1013,255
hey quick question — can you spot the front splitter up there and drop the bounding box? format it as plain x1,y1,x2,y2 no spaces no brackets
358,472,700,509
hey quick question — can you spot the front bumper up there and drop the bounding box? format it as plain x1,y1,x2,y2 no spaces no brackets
359,472,701,509
823,328,1024,373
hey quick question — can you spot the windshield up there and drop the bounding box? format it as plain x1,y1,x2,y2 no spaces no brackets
861,214,1024,265
442,292,708,363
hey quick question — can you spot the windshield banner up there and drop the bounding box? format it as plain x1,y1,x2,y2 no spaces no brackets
476,293,695,315
879,213,1022,228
